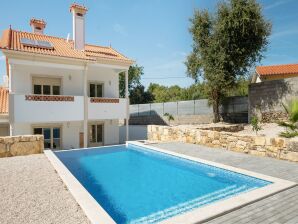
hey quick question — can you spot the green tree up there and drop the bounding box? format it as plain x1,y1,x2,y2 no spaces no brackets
119,64,143,98
129,85,154,104
185,0,271,122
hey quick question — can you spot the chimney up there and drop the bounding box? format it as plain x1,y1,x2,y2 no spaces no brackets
70,3,88,51
30,18,46,34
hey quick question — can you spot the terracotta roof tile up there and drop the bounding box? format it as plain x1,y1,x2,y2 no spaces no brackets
0,29,133,65
256,64,298,77
30,18,46,27
0,88,8,114
70,3,88,12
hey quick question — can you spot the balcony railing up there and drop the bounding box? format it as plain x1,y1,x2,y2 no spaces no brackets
11,94,84,123
88,97,127,120
10,94,127,123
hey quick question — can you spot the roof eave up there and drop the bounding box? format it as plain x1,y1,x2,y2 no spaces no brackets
2,48,134,67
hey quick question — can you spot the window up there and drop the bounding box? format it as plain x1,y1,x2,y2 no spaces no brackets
89,83,103,97
43,85,51,95
34,85,42,94
89,124,103,143
33,127,61,149
32,77,61,95
53,86,60,95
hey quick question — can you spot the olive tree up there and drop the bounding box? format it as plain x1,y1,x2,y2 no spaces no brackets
186,0,271,122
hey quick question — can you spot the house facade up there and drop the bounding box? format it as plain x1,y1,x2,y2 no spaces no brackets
252,63,298,83
0,4,133,149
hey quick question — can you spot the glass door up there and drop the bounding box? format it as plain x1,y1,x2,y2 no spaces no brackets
88,124,103,147
53,128,61,149
33,127,61,149
43,128,51,149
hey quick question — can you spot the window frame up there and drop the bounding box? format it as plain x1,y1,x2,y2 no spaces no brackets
32,76,62,95
88,81,104,97
88,123,104,144
32,125,62,150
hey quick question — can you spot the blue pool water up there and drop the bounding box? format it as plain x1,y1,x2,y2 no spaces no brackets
55,144,271,224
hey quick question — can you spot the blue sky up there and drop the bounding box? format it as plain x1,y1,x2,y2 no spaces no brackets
0,0,297,88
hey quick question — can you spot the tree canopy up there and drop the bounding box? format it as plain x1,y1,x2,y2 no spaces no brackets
185,0,271,122
119,64,153,104
147,78,249,103
119,64,143,98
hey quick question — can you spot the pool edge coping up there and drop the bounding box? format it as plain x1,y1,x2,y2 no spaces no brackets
128,141,297,224
45,142,297,224
44,149,117,224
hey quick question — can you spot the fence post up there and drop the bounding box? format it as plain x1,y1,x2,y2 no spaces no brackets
194,100,195,115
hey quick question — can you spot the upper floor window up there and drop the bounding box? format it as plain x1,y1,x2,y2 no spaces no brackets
33,77,61,95
89,83,103,97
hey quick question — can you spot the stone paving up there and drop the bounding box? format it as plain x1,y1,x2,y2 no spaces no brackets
1,143,297,224
155,142,298,224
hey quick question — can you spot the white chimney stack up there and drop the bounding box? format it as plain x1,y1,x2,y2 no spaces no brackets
30,18,46,34
70,3,88,51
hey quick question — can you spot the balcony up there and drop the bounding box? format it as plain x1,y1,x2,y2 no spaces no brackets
10,94,127,123
10,94,84,123
88,97,127,120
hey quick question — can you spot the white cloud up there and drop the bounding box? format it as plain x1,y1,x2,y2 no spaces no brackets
264,0,292,10
0,56,5,61
113,23,127,37
270,29,298,39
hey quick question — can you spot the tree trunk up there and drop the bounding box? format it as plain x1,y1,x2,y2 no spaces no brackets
212,90,220,123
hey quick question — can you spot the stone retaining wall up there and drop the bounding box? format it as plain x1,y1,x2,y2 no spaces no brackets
0,135,44,158
148,125,298,162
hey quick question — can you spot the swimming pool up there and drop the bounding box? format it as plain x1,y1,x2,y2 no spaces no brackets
45,142,296,224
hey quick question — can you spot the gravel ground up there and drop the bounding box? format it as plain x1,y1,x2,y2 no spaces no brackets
177,122,298,140
239,122,298,140
0,154,90,224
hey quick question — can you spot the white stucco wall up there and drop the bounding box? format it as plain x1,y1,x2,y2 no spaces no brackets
12,95,84,123
10,63,120,98
87,66,120,98
10,64,84,95
62,121,82,149
8,59,124,149
12,120,119,149
103,119,119,145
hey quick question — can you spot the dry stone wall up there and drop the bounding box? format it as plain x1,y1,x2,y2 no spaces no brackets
0,135,44,158
249,77,298,122
148,125,298,162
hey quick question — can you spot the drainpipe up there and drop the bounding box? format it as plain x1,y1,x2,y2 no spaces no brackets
83,64,88,148
8,62,14,136
125,69,129,141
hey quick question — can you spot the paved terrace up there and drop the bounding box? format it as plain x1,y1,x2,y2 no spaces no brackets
155,142,298,224
0,143,297,224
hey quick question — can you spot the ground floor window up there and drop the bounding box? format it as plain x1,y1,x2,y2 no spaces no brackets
89,124,103,144
33,127,61,149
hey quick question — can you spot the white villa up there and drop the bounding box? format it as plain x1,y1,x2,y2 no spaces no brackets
0,3,133,149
